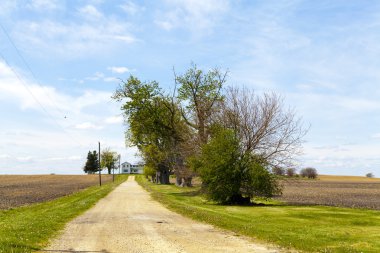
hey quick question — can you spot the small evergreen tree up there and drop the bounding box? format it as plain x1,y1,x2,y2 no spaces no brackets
83,150,99,174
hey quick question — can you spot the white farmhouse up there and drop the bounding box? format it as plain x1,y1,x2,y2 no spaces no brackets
120,161,144,174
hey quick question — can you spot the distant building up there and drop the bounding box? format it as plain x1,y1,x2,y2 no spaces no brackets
120,161,144,174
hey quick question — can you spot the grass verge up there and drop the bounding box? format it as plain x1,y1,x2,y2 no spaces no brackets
0,175,128,253
136,176,380,253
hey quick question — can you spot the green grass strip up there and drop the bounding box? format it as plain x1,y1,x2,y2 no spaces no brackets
0,175,128,253
136,176,380,253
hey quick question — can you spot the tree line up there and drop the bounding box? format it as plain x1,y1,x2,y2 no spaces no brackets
112,64,306,204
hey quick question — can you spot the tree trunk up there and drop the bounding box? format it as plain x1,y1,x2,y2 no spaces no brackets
175,176,183,186
156,164,170,184
228,194,251,205
155,171,160,184
183,177,193,187
198,117,207,144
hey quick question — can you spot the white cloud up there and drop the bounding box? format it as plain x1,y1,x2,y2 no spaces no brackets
26,0,61,11
104,77,118,82
74,122,103,130
82,71,119,83
0,154,11,159
0,60,113,119
78,4,104,20
17,156,34,162
105,115,123,124
0,61,69,112
85,72,105,81
108,66,130,74
120,1,143,15
42,155,82,161
68,155,82,160
155,0,230,32
300,142,380,174
0,0,18,16
12,17,137,59
155,20,174,31
335,97,380,111
113,35,137,43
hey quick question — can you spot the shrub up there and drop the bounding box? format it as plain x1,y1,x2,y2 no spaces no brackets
192,128,281,204
300,167,318,179
144,165,156,182
286,168,296,177
366,172,374,178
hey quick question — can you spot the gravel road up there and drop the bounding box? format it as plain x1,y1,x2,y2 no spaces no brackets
43,176,281,253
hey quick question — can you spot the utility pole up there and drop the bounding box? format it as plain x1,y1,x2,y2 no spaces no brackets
112,155,115,183
118,154,121,174
98,141,102,186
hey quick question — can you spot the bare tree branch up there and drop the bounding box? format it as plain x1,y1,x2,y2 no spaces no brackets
219,86,307,168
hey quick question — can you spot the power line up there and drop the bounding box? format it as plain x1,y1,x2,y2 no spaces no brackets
0,53,85,148
0,22,89,148
0,22,66,117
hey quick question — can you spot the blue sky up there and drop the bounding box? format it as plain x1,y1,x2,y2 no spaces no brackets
1,0,380,176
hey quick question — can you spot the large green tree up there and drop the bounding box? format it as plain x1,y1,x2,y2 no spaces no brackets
83,150,99,174
175,64,227,146
173,64,228,186
113,76,189,184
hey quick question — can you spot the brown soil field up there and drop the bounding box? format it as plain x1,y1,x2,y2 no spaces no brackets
276,175,380,209
0,174,113,210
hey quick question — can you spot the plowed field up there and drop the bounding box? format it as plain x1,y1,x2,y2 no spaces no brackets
0,174,113,209
277,175,380,209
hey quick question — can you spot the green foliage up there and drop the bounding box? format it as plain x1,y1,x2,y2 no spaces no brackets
195,128,241,202
175,63,226,144
83,150,99,174
193,128,280,204
176,64,225,113
101,148,119,174
113,75,189,184
243,157,281,198
143,165,156,181
366,172,374,178
113,76,161,148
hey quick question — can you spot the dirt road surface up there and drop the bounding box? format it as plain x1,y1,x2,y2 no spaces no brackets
43,176,281,253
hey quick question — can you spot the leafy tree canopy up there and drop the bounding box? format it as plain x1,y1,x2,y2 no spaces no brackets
101,148,119,174
113,76,190,184
193,127,281,204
